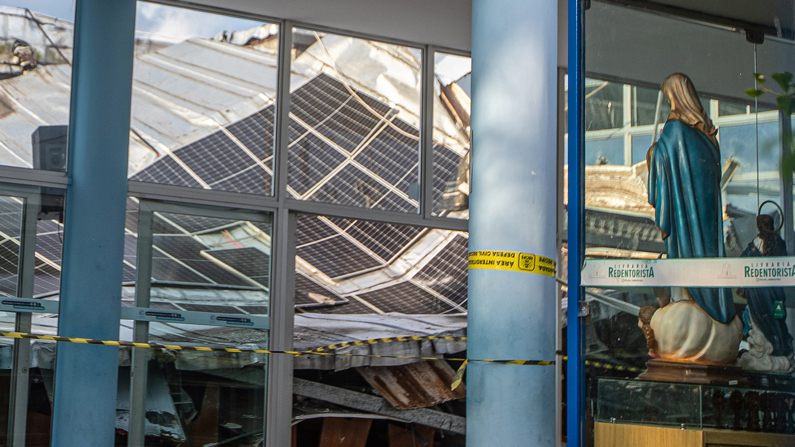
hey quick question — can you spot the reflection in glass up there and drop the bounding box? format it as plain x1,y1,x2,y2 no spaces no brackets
127,2,278,196
127,207,271,446
0,3,75,171
289,28,422,213
294,214,468,315
433,53,471,219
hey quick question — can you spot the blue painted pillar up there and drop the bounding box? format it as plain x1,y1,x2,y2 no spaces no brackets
51,1,136,445
567,1,586,446
467,0,558,446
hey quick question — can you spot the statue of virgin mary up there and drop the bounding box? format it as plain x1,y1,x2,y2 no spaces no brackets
645,73,742,365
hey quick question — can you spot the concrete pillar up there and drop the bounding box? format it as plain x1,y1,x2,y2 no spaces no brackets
50,0,136,445
467,0,558,445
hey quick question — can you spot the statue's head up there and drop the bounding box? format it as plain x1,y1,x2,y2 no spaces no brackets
661,73,717,145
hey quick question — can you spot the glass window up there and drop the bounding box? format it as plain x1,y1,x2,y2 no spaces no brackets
433,52,471,219
577,2,795,445
288,28,422,213
294,214,467,315
585,79,624,131
128,2,279,196
0,2,75,172
122,201,271,446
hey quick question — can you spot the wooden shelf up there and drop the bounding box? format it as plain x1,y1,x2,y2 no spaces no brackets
595,422,795,447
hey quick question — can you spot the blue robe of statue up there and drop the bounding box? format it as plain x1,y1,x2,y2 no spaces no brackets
648,120,735,324
739,241,793,357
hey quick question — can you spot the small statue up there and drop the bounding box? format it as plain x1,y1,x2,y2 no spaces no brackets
645,73,742,365
730,390,744,430
760,392,773,432
746,391,761,431
735,207,794,374
711,389,726,429
775,394,788,433
638,306,657,353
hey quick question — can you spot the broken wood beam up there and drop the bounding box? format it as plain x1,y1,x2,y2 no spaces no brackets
292,378,465,435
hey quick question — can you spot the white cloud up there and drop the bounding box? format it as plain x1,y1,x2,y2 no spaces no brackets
135,3,262,41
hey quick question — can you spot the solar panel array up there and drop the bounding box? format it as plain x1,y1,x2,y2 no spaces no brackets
26,72,469,315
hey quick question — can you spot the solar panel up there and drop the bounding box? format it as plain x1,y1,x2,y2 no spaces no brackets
239,305,269,314
354,120,419,189
226,107,275,161
151,256,211,284
177,131,255,185
153,236,250,287
0,197,22,235
0,239,19,277
130,155,202,188
412,234,468,305
290,73,354,128
344,220,422,261
179,303,244,314
203,247,270,287
355,281,454,314
313,97,383,153
433,144,463,214
35,232,64,266
309,164,390,209
210,164,271,196
33,264,60,296
159,214,237,235
150,301,180,310
296,235,381,279
294,273,345,305
288,132,347,196
295,215,338,247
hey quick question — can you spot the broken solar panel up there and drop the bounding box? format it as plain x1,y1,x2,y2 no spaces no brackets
356,281,455,314
432,144,463,215
203,247,270,287
296,234,382,279
130,108,276,195
412,234,468,305
294,273,346,308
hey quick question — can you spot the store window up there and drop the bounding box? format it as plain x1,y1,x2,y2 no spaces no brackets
0,2,74,172
288,28,423,213
128,2,279,196
433,52,471,219
122,199,272,446
575,2,795,445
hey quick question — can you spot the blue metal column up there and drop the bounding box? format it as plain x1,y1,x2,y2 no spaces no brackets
467,0,558,445
567,0,586,446
50,1,136,445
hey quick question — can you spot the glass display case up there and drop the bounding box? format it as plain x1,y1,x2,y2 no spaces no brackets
597,378,795,434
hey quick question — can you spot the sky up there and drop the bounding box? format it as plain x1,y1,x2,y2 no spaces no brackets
2,0,264,40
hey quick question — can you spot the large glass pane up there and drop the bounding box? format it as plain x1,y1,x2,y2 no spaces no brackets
128,2,279,196
288,28,422,213
135,212,271,446
0,2,75,172
576,2,795,445
433,52,471,219
292,213,468,444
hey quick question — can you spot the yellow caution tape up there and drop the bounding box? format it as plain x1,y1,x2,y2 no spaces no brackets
468,251,556,277
451,359,467,390
0,331,644,383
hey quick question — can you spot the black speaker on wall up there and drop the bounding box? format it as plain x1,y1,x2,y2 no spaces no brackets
31,125,67,222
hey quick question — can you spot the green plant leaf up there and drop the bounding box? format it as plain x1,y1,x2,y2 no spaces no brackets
777,95,795,116
771,72,793,93
746,88,765,98
753,72,766,85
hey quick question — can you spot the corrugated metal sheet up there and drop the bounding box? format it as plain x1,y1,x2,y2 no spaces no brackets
357,360,466,409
